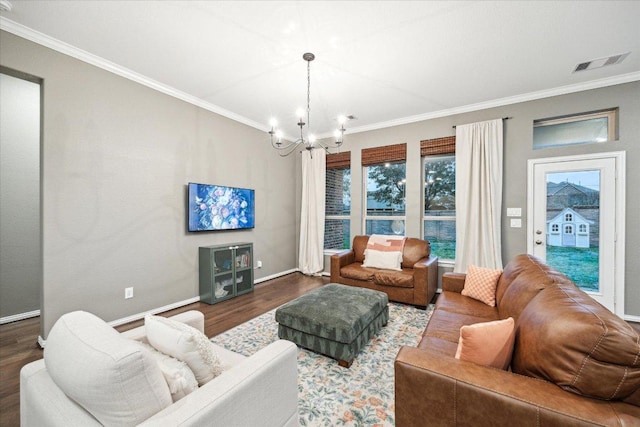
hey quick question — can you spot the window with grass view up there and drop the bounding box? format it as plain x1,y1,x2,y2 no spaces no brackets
324,166,351,250
365,161,406,235
423,155,456,260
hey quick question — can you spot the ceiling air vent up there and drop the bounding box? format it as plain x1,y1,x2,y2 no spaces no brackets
573,52,630,72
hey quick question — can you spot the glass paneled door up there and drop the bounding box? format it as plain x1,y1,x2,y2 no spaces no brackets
528,153,625,315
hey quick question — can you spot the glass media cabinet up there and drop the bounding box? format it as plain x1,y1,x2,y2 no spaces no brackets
199,243,254,304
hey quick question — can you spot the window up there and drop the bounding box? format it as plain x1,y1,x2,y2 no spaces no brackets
564,225,573,234
579,224,587,233
423,155,456,260
324,152,351,250
551,224,559,233
533,108,618,150
362,143,407,236
565,213,573,222
421,136,456,261
364,162,406,235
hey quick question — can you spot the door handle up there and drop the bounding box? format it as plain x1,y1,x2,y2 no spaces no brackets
535,240,543,245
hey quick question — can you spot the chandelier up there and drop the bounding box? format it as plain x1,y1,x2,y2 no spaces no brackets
268,53,346,157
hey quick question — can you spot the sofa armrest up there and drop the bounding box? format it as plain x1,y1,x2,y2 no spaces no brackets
441,272,466,293
395,346,639,427
412,255,438,306
21,359,102,427
330,250,355,282
139,340,299,427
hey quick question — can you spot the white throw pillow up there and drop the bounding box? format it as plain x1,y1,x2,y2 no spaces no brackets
362,248,402,271
136,342,199,402
145,314,223,386
44,311,172,426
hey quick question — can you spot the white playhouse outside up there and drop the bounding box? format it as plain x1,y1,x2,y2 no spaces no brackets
547,208,593,248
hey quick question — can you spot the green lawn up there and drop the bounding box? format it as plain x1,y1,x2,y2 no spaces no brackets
427,239,455,261
546,246,599,292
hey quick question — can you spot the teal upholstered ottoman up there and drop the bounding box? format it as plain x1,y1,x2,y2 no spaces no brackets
275,283,389,367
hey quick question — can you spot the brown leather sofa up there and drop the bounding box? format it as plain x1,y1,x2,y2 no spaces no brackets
395,254,640,426
330,235,438,308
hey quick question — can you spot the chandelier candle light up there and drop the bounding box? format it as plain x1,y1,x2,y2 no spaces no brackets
269,53,347,157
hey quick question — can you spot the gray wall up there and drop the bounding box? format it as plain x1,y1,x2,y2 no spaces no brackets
0,31,298,338
323,81,640,316
0,71,41,319
2,28,638,337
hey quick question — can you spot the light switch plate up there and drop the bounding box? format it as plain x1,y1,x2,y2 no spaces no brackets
507,208,522,217
510,218,522,228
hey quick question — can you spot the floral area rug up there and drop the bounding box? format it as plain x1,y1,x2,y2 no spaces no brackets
211,302,433,426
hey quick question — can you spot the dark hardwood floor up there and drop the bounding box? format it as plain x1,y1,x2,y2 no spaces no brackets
0,272,328,427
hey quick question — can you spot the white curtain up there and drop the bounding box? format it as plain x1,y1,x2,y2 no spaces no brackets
454,118,504,272
299,148,326,275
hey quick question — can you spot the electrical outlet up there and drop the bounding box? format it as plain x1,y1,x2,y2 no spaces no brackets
125,287,134,299
257,260,263,268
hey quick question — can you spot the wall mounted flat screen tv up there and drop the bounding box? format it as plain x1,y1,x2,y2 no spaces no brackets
188,182,255,231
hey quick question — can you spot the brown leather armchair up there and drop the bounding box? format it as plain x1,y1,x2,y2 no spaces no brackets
330,235,438,308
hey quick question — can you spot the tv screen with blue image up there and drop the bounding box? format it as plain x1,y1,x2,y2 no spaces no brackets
188,182,255,231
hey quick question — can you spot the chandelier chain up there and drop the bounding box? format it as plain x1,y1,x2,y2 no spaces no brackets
306,59,311,135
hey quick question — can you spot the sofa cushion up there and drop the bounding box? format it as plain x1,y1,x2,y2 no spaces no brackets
44,311,172,426
455,317,515,370
352,235,370,263
434,291,499,320
401,238,430,268
513,283,640,400
498,255,570,322
340,263,376,281
461,265,502,306
424,309,498,345
145,314,223,386
136,342,199,402
373,268,414,288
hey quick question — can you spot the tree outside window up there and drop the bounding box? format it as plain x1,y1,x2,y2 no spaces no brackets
365,162,406,235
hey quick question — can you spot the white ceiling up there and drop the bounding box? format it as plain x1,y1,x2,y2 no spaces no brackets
1,1,639,139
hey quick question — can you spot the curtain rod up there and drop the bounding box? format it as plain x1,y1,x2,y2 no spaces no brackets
452,116,512,129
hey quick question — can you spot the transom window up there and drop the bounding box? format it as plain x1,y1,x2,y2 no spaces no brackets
533,108,618,150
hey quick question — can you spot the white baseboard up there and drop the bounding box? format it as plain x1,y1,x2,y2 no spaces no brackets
36,269,304,347
255,268,299,284
107,296,201,328
0,309,40,325
624,314,640,323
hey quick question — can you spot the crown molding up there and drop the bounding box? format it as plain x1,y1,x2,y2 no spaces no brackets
0,17,270,132
3,17,639,139
340,71,640,136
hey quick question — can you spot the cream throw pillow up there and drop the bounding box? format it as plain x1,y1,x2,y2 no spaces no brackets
461,264,503,306
362,249,402,271
145,314,223,386
455,317,515,370
136,342,199,402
